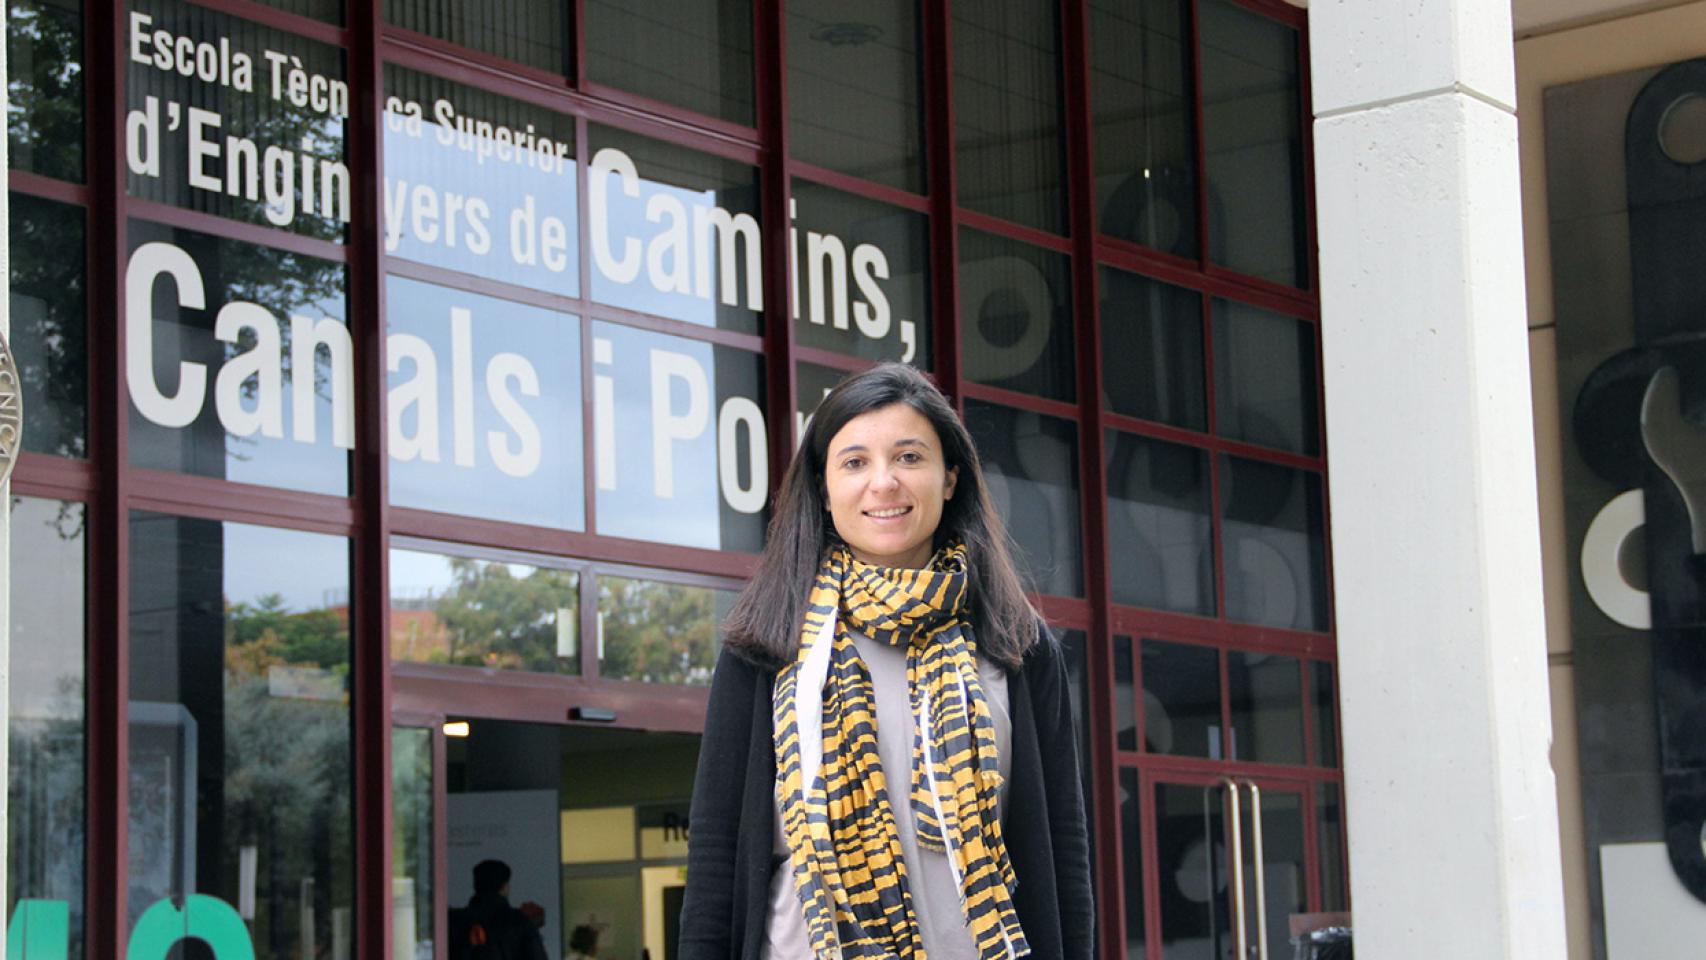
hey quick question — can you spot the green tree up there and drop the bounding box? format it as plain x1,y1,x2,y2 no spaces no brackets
431,559,579,672
221,595,352,960
598,577,722,685
8,0,84,180
227,593,347,673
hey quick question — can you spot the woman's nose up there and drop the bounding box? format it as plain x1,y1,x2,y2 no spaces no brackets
871,465,900,491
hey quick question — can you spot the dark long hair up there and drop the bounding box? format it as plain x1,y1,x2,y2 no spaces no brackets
723,362,1042,668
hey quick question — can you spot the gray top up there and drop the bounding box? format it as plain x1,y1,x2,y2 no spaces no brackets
761,632,1012,960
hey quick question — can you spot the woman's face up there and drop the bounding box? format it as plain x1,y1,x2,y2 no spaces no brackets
823,402,959,569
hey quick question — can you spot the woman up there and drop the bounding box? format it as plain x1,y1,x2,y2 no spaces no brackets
678,363,1092,960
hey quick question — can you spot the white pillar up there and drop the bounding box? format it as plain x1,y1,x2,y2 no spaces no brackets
1311,1,1567,956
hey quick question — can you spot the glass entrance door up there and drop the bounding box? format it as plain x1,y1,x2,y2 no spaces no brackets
393,721,441,960
1149,775,1312,960
390,712,702,960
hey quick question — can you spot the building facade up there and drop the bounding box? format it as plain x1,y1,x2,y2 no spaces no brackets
5,2,1341,960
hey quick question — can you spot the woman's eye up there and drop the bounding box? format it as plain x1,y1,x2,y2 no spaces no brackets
898,451,922,464
842,457,864,470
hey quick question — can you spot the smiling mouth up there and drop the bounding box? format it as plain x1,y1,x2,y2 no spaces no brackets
864,506,913,519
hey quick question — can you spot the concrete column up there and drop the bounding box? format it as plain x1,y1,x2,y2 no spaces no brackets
1310,1,1567,956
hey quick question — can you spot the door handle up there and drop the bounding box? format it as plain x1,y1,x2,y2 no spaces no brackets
1219,777,1247,960
1247,781,1269,960
1217,778,1270,960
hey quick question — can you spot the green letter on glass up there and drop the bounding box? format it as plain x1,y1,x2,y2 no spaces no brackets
6,901,69,960
126,896,255,960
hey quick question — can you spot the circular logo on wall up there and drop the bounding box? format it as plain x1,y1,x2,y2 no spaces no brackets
0,329,21,485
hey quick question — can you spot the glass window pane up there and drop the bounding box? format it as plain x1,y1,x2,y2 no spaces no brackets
964,400,1083,597
1227,651,1304,765
1201,0,1306,287
1058,628,1094,838
127,222,349,496
384,0,566,74
1100,267,1205,431
1106,430,1213,616
1318,783,1346,911
1119,769,1146,959
1141,639,1219,758
1156,781,1226,952
383,66,579,298
1212,299,1318,455
10,0,84,180
593,322,768,551
252,0,339,21
597,575,736,685
8,498,86,958
392,727,434,960
588,126,763,333
1221,456,1328,631
12,192,87,458
788,0,924,192
790,181,930,365
951,0,1065,232
1090,0,1195,257
1115,635,1136,751
128,513,351,958
586,0,754,124
1313,661,1339,768
1238,790,1307,960
390,545,581,675
795,360,851,440
386,276,584,530
960,230,1074,402
128,0,348,242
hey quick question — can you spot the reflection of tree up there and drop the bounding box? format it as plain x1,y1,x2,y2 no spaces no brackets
221,596,351,960
227,594,348,676
133,228,348,461
598,578,718,685
401,564,724,684
421,559,578,672
8,0,84,179
11,194,88,460
8,675,85,952
7,496,86,942
126,2,352,448
131,1,346,243
391,728,434,949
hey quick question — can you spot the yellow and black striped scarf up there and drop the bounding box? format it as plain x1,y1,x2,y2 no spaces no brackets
773,542,1029,959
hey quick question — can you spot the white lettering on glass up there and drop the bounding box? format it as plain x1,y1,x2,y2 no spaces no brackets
450,307,476,467
126,244,782,512
649,349,710,499
388,333,441,463
593,337,618,491
486,353,542,478
718,396,768,514
127,241,356,445
587,147,765,312
126,242,209,428
290,314,354,448
212,300,284,438
590,147,644,284
125,12,902,357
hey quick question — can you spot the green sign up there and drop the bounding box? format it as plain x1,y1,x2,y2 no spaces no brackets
7,896,254,960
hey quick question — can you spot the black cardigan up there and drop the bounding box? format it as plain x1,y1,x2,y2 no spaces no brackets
677,631,1094,960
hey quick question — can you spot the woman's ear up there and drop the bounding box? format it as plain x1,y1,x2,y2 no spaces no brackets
944,465,959,501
